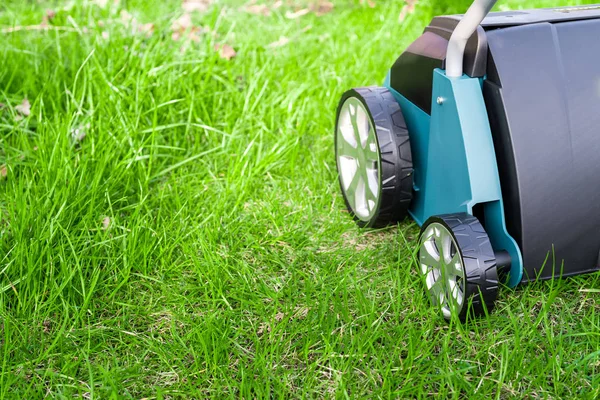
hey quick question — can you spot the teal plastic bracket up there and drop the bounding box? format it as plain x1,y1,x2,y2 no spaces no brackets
384,69,523,288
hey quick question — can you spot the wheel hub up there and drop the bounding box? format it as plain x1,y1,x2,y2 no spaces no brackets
419,223,466,319
336,98,381,222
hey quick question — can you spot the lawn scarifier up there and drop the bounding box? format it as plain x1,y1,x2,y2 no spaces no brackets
335,0,600,321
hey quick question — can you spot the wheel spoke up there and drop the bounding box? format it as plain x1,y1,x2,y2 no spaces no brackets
422,226,436,243
365,168,379,199
338,106,357,149
423,236,440,259
353,176,368,217
449,253,463,277
425,268,440,288
441,233,453,264
421,262,431,275
366,190,377,213
355,106,369,148
337,129,359,159
349,106,362,148
365,135,379,160
455,288,464,306
447,277,464,310
344,167,361,208
447,278,458,298
434,232,445,264
430,279,445,305
338,156,358,192
420,242,440,269
349,170,361,192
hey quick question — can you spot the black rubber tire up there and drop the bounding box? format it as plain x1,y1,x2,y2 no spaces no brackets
335,87,413,228
419,213,499,321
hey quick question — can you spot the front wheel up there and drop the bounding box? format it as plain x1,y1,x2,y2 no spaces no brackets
335,87,413,228
419,213,499,321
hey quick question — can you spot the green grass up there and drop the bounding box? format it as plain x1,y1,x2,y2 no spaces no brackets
1,0,600,397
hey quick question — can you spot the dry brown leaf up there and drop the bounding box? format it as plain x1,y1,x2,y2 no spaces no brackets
15,98,31,116
172,13,192,32
399,0,417,22
171,14,192,40
244,4,271,16
188,26,205,42
267,35,289,48
172,22,207,42
311,1,334,16
41,9,56,27
182,0,212,13
272,0,283,9
285,8,310,19
177,26,206,42
215,44,236,60
275,312,284,321
257,322,270,335
138,22,154,37
293,306,309,320
0,165,6,179
102,216,111,230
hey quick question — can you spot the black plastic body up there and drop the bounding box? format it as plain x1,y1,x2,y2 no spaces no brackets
391,5,600,282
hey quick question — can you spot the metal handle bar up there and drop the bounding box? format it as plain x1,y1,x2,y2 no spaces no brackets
446,0,498,77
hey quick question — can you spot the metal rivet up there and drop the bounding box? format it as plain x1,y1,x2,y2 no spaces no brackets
437,97,444,105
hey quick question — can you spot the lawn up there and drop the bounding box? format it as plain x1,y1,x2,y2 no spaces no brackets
1,0,600,398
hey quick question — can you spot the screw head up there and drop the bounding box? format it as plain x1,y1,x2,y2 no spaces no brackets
437,97,444,105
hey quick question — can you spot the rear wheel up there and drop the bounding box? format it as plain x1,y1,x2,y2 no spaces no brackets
335,87,413,228
419,213,499,321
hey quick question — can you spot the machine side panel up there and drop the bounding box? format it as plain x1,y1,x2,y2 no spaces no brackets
385,70,524,287
486,21,600,280
429,70,523,286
